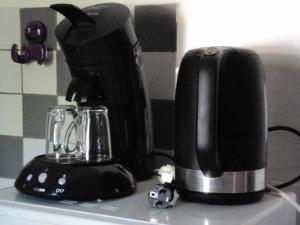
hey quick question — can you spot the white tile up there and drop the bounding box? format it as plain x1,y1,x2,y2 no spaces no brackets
56,13,64,50
23,138,45,165
127,4,135,15
0,94,22,136
0,8,20,49
56,12,64,25
0,51,22,93
23,51,57,95
57,96,77,106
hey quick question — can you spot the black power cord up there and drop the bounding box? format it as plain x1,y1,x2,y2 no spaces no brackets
152,152,174,162
269,125,300,136
268,125,300,189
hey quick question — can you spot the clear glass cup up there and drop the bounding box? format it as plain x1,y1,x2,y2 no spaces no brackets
45,105,77,160
75,106,112,162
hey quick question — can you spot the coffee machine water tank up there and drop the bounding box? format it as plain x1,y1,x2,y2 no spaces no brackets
51,4,154,180
175,47,267,204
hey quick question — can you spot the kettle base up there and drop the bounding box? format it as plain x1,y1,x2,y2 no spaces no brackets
177,188,265,205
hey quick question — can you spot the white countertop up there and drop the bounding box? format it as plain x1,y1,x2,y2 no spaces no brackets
0,178,14,189
0,178,297,225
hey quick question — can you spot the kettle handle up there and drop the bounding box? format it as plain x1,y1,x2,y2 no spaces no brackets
50,4,95,26
196,49,222,177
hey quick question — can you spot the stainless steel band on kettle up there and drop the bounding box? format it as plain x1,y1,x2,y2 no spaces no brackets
176,166,266,194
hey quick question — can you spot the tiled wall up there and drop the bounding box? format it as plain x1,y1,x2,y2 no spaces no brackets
135,4,176,151
0,4,177,178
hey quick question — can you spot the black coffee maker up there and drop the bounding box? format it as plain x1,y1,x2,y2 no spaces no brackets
175,47,267,204
51,3,153,180
15,3,153,200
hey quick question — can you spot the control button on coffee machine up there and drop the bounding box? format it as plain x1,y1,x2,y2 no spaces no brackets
26,174,33,181
58,177,66,186
38,173,48,183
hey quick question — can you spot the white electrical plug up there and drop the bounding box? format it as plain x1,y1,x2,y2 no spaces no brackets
157,165,175,184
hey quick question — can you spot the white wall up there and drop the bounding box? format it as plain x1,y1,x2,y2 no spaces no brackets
177,0,300,59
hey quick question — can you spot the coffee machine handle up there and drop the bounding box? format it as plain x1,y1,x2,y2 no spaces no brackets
196,49,222,177
50,4,95,26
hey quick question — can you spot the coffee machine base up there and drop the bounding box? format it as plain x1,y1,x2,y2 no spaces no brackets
176,188,265,205
15,155,136,200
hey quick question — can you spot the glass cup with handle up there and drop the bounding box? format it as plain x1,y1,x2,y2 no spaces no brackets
45,105,78,160
64,106,112,162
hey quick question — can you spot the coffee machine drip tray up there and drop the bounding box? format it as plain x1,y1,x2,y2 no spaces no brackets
15,155,136,200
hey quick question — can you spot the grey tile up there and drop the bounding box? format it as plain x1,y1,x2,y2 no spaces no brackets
0,135,23,178
260,53,300,128
20,8,57,50
23,94,57,139
57,50,71,96
267,131,300,184
142,52,176,100
261,52,300,214
151,99,174,150
134,4,177,52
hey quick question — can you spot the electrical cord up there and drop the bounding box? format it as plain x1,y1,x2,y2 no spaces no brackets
149,125,300,214
146,152,174,177
268,125,300,189
152,152,174,162
272,175,300,190
268,125,300,136
148,165,176,208
267,185,300,214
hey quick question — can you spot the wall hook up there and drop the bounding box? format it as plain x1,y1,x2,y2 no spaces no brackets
11,20,47,65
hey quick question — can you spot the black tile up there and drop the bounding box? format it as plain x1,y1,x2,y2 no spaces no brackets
0,135,23,178
151,99,175,150
134,4,177,52
20,8,57,50
57,50,71,96
23,94,57,139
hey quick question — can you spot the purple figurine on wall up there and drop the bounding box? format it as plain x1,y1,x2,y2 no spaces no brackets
11,20,47,65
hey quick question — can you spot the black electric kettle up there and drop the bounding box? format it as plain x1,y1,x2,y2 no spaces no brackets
175,47,267,204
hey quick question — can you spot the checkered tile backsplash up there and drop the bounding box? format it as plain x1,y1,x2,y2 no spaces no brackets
0,4,177,178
